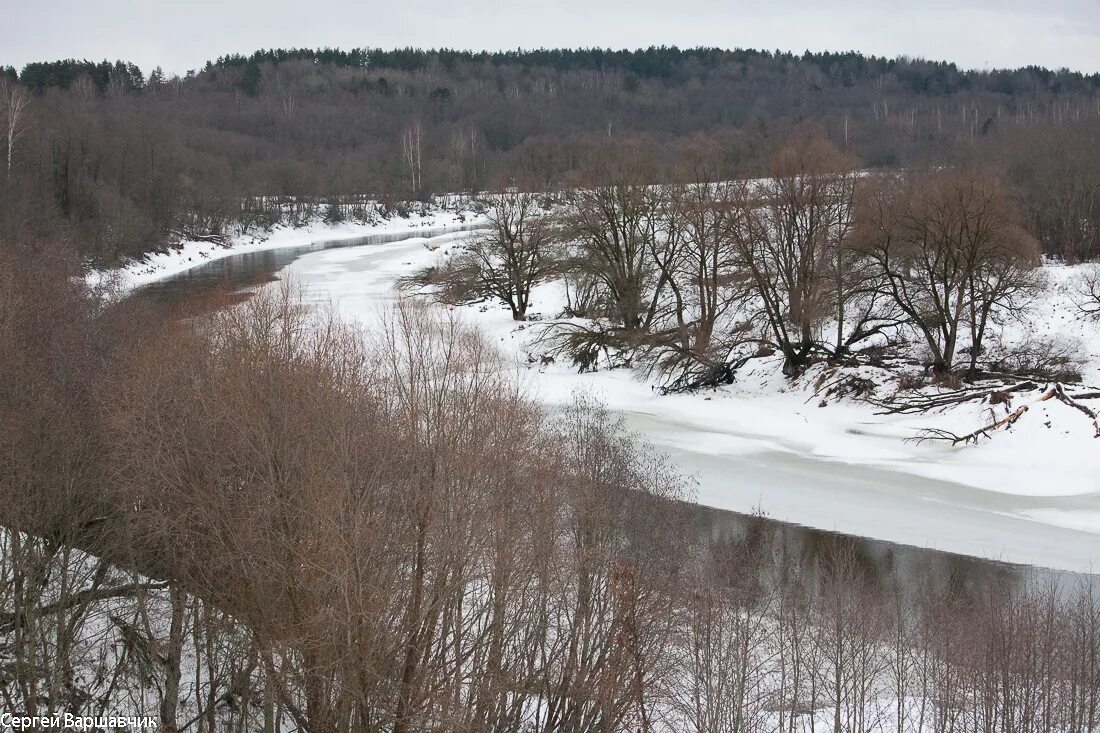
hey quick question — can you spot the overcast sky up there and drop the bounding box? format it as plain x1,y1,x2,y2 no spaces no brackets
5,0,1100,75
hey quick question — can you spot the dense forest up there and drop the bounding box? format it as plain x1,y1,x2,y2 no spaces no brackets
2,46,1100,262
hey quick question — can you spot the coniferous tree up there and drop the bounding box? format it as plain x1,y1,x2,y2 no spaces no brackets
147,65,165,94
238,62,261,97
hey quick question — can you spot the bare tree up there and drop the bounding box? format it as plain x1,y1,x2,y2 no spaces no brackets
1,78,31,176
274,74,296,118
451,188,553,320
5,241,1100,732
731,135,861,375
562,175,669,334
401,122,424,195
70,73,96,101
641,180,752,386
857,170,1039,377
1073,265,1100,317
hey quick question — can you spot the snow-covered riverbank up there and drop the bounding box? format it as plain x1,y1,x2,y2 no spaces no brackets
269,230,1100,572
86,203,484,293
91,223,1100,571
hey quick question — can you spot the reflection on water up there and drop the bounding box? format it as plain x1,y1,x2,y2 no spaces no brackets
687,502,1089,600
136,224,487,307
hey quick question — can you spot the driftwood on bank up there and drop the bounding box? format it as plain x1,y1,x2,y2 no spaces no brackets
1051,383,1100,437
878,381,1039,415
912,383,1100,445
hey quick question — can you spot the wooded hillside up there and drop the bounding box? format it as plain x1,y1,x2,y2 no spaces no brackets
2,46,1099,261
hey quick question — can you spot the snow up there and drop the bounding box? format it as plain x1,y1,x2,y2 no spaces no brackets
262,230,1100,573
92,221,1100,573
85,204,483,293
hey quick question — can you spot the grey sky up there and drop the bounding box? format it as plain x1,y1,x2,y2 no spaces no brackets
4,0,1100,75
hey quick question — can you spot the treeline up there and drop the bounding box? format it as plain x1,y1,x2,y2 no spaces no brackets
431,134,1098,396
21,46,1100,93
14,58,145,93
2,46,1100,262
1,234,1099,732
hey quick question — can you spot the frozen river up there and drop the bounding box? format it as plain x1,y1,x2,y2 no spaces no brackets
138,228,1100,576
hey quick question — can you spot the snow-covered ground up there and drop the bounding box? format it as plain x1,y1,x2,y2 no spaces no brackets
262,231,1100,573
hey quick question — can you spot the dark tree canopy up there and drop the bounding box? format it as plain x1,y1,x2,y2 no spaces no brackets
3,46,1100,262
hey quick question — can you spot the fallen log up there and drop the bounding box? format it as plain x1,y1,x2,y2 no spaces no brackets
879,381,1038,415
911,383,1100,444
1051,383,1100,438
912,402,1033,446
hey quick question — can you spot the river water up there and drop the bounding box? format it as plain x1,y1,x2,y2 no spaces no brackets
137,224,487,306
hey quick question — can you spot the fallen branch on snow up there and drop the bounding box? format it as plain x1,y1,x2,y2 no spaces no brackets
878,381,1038,415
1051,383,1100,437
911,383,1100,445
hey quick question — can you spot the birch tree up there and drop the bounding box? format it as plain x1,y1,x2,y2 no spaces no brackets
1,78,30,176
402,122,424,194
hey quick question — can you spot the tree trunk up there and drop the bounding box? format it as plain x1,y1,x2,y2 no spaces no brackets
160,586,186,732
